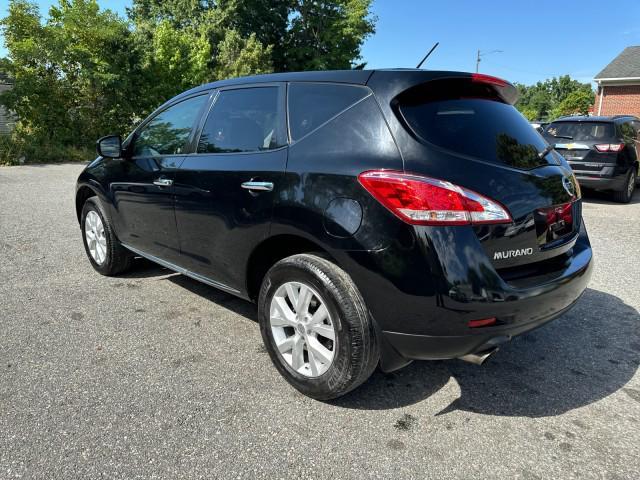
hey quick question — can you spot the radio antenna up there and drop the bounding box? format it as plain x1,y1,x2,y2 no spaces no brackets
416,42,440,69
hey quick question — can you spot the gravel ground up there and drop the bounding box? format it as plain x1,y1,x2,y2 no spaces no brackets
1,163,639,479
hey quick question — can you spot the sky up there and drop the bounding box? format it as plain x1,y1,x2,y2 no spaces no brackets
1,0,639,86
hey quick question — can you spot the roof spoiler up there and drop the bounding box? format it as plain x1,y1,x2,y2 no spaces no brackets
367,70,519,106
469,73,519,105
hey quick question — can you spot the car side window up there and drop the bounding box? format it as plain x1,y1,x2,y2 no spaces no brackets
632,121,640,141
133,94,209,157
619,121,636,143
288,83,371,141
197,87,285,154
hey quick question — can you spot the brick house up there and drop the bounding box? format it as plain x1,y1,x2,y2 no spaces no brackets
593,46,640,116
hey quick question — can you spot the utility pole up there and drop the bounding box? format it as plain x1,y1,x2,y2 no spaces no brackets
476,49,503,72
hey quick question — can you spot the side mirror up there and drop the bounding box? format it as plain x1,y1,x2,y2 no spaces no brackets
96,135,123,158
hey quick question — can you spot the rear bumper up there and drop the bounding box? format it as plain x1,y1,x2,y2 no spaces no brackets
574,165,632,191
382,290,585,365
337,222,593,372
575,173,627,191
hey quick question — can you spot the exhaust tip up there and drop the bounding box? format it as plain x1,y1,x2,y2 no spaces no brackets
459,347,498,366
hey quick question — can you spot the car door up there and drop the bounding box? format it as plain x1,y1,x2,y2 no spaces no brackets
173,84,288,293
111,93,211,263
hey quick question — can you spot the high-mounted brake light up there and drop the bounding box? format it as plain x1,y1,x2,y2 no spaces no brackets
595,143,624,153
470,73,509,88
358,170,512,226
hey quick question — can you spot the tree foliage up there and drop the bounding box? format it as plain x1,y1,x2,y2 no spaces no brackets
0,0,376,164
515,75,594,121
0,0,141,160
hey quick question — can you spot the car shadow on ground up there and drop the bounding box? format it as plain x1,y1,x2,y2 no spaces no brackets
333,288,640,417
124,258,640,418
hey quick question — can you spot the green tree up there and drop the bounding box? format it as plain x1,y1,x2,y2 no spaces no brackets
214,30,273,79
514,75,594,121
128,0,215,30
0,0,142,161
282,0,376,71
1,0,377,164
128,0,376,72
550,89,595,118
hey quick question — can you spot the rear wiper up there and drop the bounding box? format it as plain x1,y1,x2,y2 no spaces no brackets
538,145,554,159
548,133,573,140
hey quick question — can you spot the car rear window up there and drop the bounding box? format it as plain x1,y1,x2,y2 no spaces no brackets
396,79,550,169
544,122,615,142
288,83,370,141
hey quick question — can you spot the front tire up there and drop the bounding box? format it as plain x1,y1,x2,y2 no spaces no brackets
81,197,133,276
258,253,379,400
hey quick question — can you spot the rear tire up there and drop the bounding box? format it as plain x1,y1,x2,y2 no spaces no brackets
258,253,379,400
81,197,133,276
612,169,636,203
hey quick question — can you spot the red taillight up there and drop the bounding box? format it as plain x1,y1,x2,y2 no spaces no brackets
357,170,512,226
595,143,624,153
468,317,497,328
471,73,509,88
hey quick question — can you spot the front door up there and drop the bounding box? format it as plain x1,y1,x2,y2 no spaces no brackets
111,93,211,262
174,85,288,292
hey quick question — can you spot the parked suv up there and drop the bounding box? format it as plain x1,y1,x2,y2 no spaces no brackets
544,115,639,203
76,70,593,399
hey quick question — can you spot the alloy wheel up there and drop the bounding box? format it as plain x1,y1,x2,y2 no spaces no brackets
84,210,107,265
269,281,336,377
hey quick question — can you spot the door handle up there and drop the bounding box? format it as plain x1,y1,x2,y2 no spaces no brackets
153,178,173,187
241,181,274,192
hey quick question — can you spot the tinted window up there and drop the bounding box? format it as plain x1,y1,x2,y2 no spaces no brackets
545,122,615,142
197,87,284,154
618,121,636,141
133,94,209,157
288,83,370,141
398,81,549,169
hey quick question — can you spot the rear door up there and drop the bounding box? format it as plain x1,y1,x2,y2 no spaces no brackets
111,93,211,262
173,84,288,292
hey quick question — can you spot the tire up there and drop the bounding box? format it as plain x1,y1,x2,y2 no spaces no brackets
80,197,133,276
258,253,379,400
611,169,636,203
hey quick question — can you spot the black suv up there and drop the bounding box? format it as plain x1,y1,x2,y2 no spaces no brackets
76,70,593,399
544,115,639,202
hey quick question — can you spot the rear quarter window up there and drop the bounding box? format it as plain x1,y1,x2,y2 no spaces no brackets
288,83,371,141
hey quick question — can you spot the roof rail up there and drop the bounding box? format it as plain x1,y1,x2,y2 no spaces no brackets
612,114,638,119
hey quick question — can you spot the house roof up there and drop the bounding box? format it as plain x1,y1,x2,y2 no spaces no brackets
595,46,640,80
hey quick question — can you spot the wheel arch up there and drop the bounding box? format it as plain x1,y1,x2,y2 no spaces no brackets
245,234,339,302
75,184,99,224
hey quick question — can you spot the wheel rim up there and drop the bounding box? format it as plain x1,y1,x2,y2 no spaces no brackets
269,281,336,377
84,210,107,265
628,171,636,197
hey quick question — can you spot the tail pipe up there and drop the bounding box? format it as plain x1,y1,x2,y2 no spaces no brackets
458,347,498,365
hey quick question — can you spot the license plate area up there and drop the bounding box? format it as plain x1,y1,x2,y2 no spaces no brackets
534,201,576,246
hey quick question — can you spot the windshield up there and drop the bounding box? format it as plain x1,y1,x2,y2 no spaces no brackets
545,122,615,142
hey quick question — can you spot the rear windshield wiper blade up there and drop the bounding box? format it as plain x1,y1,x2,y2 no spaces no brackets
548,133,573,140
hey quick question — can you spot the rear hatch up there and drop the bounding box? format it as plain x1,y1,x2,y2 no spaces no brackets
543,120,619,175
370,72,581,277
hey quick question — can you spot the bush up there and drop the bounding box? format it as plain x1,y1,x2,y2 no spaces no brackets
0,134,93,165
